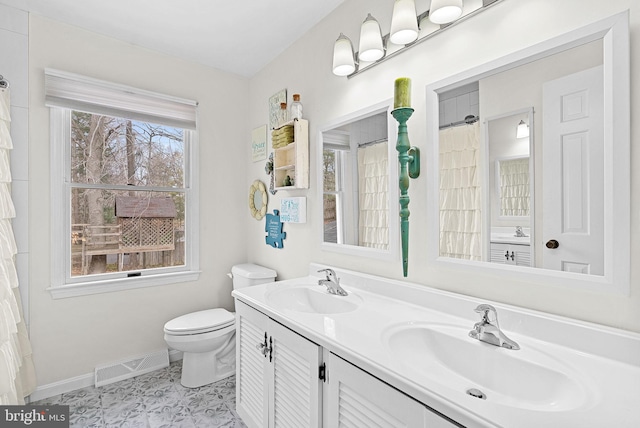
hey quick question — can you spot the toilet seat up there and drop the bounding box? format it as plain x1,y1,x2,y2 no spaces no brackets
164,308,234,335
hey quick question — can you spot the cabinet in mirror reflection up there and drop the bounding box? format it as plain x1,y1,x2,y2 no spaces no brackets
319,103,399,260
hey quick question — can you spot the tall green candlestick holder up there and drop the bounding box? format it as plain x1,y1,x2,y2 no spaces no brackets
391,107,420,277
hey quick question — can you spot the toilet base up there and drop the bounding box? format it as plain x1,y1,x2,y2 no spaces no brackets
180,332,236,388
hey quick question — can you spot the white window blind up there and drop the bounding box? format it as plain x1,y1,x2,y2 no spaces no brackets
44,68,197,130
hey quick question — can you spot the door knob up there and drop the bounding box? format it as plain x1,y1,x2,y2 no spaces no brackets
546,239,559,249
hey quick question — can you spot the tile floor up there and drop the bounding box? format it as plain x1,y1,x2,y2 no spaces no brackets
31,360,247,428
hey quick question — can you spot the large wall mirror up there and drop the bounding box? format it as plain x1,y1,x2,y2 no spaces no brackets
318,101,399,259
426,11,630,294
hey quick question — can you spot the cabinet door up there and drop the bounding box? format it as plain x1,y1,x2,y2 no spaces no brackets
236,301,322,428
269,320,322,428
326,353,458,428
236,301,270,428
513,247,531,267
490,243,510,264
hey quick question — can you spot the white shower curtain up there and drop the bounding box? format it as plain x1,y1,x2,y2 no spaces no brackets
358,142,389,249
0,87,36,405
439,122,482,260
500,158,530,217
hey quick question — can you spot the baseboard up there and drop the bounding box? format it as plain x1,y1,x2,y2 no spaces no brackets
28,372,94,402
28,350,184,402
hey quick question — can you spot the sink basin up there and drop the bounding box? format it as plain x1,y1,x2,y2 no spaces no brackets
265,285,362,314
383,323,589,411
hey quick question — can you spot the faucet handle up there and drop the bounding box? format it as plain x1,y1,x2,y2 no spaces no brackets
317,268,338,282
474,304,498,324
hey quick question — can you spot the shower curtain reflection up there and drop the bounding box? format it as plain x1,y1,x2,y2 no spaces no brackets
439,122,482,260
358,141,389,249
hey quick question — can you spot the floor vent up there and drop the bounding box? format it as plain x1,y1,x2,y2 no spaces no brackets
94,349,169,387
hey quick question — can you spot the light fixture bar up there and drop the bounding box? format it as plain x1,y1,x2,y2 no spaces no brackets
345,0,503,78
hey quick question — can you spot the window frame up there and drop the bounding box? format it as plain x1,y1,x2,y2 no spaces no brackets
48,104,200,299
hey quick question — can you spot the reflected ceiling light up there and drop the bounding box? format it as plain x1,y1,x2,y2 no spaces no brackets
390,0,419,45
358,14,385,62
332,33,356,76
516,120,530,138
429,0,464,25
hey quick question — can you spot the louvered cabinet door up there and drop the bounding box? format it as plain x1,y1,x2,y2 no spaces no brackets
268,320,322,428
236,301,270,428
326,353,459,428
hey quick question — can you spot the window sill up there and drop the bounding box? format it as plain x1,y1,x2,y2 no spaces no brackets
47,270,201,299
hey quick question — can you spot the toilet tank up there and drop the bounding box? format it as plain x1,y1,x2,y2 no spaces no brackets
231,264,277,290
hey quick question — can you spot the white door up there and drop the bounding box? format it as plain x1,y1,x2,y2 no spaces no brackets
542,65,604,274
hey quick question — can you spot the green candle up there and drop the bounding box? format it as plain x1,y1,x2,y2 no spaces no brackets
394,77,411,109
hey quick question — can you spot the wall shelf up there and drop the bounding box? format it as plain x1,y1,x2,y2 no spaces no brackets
272,119,309,190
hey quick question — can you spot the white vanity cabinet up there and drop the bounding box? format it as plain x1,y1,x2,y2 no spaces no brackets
325,353,459,428
490,242,531,266
235,300,322,428
273,119,309,190
236,300,461,428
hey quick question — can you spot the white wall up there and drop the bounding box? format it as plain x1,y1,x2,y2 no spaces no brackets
247,0,640,332
27,15,250,386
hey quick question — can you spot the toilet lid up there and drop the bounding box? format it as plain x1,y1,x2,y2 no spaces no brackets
164,309,234,335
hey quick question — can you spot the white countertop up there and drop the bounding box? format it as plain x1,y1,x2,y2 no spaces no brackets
232,263,640,428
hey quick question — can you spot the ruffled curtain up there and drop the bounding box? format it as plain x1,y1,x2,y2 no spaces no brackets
499,158,530,216
439,123,482,260
0,88,36,405
358,142,389,249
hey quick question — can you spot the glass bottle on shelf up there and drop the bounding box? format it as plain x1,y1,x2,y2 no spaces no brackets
279,102,288,126
290,94,303,120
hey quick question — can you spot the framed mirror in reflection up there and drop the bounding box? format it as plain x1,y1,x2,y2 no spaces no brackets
319,102,399,260
426,11,630,294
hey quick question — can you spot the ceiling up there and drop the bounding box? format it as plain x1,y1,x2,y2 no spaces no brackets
0,0,345,77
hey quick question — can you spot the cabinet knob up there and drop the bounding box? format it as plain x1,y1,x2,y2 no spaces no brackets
546,239,560,249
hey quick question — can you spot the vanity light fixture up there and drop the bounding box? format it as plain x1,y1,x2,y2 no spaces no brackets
390,0,420,45
359,14,385,62
429,0,464,25
332,33,356,76
332,0,504,77
516,120,530,138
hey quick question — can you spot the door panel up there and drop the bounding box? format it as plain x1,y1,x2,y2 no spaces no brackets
542,65,604,274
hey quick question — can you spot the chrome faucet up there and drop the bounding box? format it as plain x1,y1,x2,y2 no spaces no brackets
514,226,527,237
317,268,348,296
469,304,520,350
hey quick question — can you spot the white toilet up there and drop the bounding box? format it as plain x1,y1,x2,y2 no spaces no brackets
164,263,277,388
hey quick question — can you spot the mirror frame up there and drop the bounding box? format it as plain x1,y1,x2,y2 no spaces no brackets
317,100,400,260
425,11,630,294
249,180,268,220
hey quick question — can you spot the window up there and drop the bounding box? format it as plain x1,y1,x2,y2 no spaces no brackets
46,69,199,298
322,147,344,244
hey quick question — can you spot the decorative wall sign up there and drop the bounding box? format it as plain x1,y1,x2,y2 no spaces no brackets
268,89,287,129
265,210,286,248
251,125,267,162
280,197,306,223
